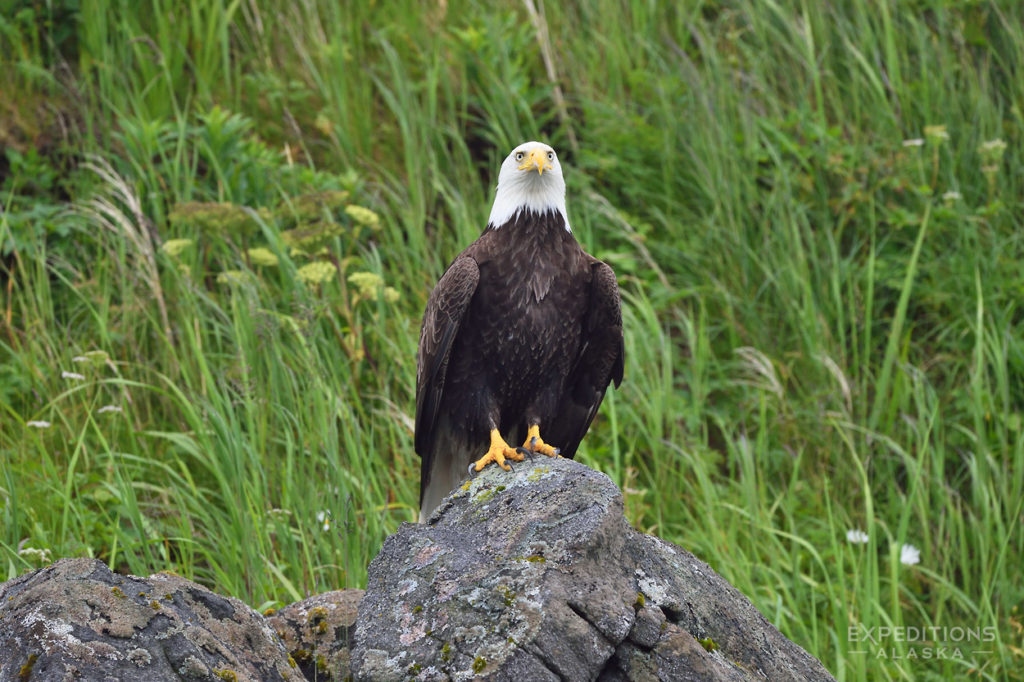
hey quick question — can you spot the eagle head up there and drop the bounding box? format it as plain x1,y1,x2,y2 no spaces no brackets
487,141,570,231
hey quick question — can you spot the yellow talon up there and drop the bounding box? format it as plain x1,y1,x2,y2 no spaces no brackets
472,429,525,472
522,425,561,457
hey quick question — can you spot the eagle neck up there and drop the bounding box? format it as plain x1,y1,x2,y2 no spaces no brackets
488,209,573,243
486,178,570,232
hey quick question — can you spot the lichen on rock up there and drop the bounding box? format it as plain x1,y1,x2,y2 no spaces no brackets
0,558,301,681
266,590,362,681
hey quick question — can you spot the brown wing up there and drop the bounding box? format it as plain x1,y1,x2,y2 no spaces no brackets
546,258,624,458
415,255,480,461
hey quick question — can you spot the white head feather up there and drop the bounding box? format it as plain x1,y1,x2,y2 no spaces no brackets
486,141,570,232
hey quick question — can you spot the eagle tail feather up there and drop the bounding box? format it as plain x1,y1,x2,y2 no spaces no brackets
419,415,475,522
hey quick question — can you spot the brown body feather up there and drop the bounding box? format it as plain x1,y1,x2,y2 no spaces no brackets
415,209,623,520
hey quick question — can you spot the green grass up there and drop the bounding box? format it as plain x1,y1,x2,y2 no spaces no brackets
2,1,1023,679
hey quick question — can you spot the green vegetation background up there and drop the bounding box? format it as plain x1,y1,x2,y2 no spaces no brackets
2,1,1022,679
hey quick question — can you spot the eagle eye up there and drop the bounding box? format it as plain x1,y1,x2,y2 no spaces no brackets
547,151,554,161
515,152,525,161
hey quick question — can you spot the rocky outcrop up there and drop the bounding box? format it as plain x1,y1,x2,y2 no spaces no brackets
352,457,834,681
267,589,363,680
0,558,301,681
0,458,834,681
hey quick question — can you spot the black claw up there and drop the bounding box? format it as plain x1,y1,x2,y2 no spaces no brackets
530,435,538,447
468,462,477,476
516,446,535,462
553,448,561,456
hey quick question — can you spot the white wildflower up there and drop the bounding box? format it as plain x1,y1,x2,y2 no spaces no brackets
846,529,869,544
26,421,51,429
941,191,962,203
316,510,331,532
97,405,123,414
979,138,1007,159
61,371,85,380
900,543,921,566
18,547,52,564
902,138,924,147
266,508,292,522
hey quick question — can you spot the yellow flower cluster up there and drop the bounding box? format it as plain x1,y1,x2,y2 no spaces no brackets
347,271,383,297
72,350,110,367
347,272,401,303
217,270,252,285
160,238,194,257
923,125,949,143
345,205,381,229
247,247,279,267
297,261,337,284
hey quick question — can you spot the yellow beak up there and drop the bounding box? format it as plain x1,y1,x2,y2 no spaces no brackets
517,148,552,175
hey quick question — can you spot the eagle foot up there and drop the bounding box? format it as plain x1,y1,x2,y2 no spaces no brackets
471,429,526,474
521,426,562,458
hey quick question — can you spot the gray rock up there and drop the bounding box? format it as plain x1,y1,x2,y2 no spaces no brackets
352,457,833,681
0,558,302,681
267,589,363,680
0,460,834,681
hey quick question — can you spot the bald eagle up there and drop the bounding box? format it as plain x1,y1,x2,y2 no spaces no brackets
415,141,624,522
